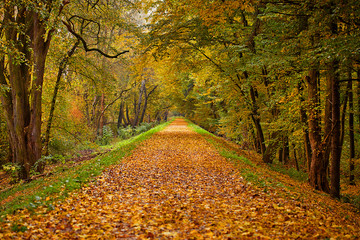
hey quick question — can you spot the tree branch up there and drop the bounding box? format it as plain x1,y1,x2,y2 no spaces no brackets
62,20,129,58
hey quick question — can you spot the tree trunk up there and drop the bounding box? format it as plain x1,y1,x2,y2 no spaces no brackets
126,104,131,126
323,71,332,173
98,93,105,136
293,144,300,171
0,7,54,179
117,101,125,129
282,136,289,165
348,70,355,185
330,59,341,199
132,93,137,126
278,148,283,163
298,81,312,172
358,69,360,142
249,85,266,158
139,85,148,124
307,70,330,193
134,80,146,126
140,85,157,124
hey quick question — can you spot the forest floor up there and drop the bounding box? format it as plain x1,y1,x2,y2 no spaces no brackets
0,118,359,239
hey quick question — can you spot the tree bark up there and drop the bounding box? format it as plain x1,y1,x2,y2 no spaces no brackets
126,104,131,126
282,136,289,165
140,85,158,124
98,93,105,136
298,81,312,172
307,70,330,193
358,69,360,142
117,101,125,129
293,144,300,171
1,5,55,179
248,85,267,158
330,59,341,199
134,80,146,126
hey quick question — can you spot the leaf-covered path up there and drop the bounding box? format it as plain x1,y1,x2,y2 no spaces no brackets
1,119,359,239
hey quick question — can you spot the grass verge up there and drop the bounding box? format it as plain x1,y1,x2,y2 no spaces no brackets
0,120,172,218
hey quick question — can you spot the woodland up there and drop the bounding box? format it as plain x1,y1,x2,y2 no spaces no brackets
1,0,360,236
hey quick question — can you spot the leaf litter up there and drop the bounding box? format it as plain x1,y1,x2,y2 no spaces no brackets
0,119,359,239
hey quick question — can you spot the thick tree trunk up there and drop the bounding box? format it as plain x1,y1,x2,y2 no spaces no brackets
1,8,53,179
307,70,330,193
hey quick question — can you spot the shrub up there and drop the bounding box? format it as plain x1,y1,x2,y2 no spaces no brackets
2,162,21,183
97,125,113,146
117,125,135,140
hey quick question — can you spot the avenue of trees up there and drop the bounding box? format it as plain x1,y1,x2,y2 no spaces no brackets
142,0,360,199
1,0,360,199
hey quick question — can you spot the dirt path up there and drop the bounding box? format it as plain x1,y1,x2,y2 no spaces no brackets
1,119,359,239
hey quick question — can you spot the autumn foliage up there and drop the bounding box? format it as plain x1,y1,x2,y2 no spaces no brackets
0,119,358,239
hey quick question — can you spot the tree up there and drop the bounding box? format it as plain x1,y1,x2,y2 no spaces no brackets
0,0,132,179
0,0,68,179
142,0,360,197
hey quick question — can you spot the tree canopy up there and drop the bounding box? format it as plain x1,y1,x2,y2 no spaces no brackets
0,0,360,198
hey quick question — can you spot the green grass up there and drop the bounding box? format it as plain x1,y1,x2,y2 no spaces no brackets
185,119,212,136
269,163,308,182
221,150,255,167
0,120,172,218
